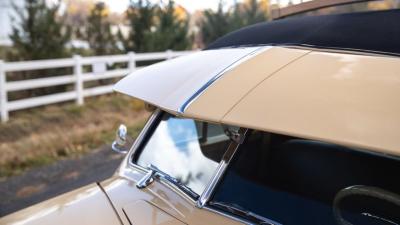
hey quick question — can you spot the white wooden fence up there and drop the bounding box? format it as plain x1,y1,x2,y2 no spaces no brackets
0,50,195,122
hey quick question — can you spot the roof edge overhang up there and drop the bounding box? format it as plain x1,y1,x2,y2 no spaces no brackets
114,46,269,115
114,46,400,157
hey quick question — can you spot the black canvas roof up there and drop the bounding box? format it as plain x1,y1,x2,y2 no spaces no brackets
206,9,400,56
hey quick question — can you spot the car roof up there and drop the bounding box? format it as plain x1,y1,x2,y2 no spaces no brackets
114,11,400,157
207,9,400,56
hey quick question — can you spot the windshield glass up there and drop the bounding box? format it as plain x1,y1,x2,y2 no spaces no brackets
211,130,400,225
135,113,234,194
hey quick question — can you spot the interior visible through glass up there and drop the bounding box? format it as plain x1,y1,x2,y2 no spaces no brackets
211,130,400,225
135,113,233,194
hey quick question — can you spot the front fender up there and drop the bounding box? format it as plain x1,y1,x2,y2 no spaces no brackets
0,183,121,225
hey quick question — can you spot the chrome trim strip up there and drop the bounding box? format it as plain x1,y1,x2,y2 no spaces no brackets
203,206,253,225
196,128,248,208
125,162,148,174
204,205,279,225
126,108,161,166
196,160,228,207
178,47,268,113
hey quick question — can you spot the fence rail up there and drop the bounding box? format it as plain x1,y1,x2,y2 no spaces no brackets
0,50,195,122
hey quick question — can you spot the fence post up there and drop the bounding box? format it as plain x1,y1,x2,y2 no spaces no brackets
73,55,84,105
128,51,136,73
0,60,8,122
166,49,173,60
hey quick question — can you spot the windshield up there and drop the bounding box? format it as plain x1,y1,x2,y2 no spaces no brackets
210,130,400,225
135,113,234,194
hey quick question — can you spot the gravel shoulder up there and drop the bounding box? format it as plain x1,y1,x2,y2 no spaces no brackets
0,144,124,217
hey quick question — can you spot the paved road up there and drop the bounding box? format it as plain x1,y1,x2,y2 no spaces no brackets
0,145,124,217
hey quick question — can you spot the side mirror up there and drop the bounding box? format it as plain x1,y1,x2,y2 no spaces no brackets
112,124,130,154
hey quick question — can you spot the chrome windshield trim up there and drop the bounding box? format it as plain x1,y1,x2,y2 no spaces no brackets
126,108,161,166
118,108,160,177
196,128,248,208
122,109,199,203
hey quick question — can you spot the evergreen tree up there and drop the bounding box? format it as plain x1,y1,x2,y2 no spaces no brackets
200,0,268,46
229,1,245,30
86,2,117,55
8,0,73,98
200,2,231,46
9,0,71,60
122,0,155,52
144,1,191,51
242,0,267,25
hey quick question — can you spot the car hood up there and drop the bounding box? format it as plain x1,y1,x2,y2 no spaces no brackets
0,183,121,225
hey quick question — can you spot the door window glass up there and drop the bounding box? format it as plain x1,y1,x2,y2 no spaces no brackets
211,130,400,225
136,113,234,194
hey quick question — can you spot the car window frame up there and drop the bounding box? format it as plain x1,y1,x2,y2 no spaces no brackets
122,109,273,224
130,109,164,164
126,110,239,200
130,111,230,171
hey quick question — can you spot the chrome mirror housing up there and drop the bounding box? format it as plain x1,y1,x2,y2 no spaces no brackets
112,124,129,154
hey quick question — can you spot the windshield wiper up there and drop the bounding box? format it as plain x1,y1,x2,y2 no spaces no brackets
210,201,281,225
136,164,199,199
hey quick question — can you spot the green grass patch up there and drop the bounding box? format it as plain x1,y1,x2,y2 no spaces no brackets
0,94,150,178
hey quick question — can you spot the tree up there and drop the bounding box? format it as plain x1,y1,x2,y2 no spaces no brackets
229,0,245,30
144,1,191,51
86,2,118,55
121,0,155,52
64,0,93,42
8,0,72,98
9,0,71,60
200,2,232,46
241,0,267,26
200,0,268,46
121,0,191,52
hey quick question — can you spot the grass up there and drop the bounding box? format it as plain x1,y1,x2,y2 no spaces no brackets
0,94,150,178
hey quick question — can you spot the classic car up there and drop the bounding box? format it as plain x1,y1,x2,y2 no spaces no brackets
1,8,400,225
